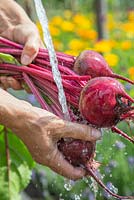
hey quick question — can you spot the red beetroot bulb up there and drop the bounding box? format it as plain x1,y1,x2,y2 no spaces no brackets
58,139,95,167
58,138,134,199
73,50,134,84
79,77,134,128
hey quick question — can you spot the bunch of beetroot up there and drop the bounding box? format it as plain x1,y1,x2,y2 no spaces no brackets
0,37,134,198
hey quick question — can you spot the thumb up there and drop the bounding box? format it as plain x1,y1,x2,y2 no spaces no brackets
56,121,102,141
21,34,41,65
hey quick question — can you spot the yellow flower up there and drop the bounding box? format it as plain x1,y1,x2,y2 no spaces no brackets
107,14,116,30
53,40,63,51
128,67,134,80
63,10,72,19
120,40,132,50
50,16,63,26
94,40,112,53
121,22,134,33
64,50,78,56
68,39,86,50
128,11,134,21
36,21,43,40
73,14,91,29
49,25,60,36
104,53,119,67
76,29,97,40
61,20,75,32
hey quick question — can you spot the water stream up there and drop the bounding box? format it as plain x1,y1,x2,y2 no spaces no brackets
33,1,98,199
34,0,70,121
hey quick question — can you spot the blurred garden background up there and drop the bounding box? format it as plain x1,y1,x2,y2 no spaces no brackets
12,0,134,199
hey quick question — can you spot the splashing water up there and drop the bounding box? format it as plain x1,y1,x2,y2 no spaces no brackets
64,182,73,191
74,194,81,200
90,177,98,198
34,0,70,121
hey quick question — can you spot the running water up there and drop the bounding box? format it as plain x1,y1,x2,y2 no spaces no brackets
34,0,70,121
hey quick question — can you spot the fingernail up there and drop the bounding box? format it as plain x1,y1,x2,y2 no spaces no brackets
21,54,31,65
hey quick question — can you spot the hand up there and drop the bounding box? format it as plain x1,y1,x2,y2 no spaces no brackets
0,89,101,180
0,0,43,65
0,0,43,90
0,76,22,90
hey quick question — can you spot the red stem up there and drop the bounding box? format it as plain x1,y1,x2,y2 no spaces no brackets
111,73,134,85
86,166,134,199
31,75,79,107
0,63,81,94
23,73,51,111
111,126,134,143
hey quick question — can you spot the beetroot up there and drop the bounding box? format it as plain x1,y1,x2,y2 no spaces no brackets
58,139,95,166
0,37,134,198
58,138,134,199
73,50,134,85
79,77,134,128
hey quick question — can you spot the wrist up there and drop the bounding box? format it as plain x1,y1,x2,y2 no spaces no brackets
0,89,33,129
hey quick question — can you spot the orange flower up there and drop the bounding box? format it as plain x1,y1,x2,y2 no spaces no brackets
49,25,60,36
77,29,97,40
128,67,134,80
120,41,132,50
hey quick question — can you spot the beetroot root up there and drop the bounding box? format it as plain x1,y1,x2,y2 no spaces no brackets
79,77,134,128
58,138,134,199
73,50,134,85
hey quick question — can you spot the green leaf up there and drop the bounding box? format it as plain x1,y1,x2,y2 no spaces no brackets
0,128,35,200
0,53,21,65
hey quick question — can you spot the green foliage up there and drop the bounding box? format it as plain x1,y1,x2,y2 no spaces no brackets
0,53,21,65
0,126,35,200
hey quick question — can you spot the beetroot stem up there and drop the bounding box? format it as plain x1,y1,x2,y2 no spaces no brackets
0,63,81,94
111,73,134,85
32,75,79,108
0,37,22,49
35,84,63,118
111,126,134,143
86,166,134,199
35,58,76,75
23,73,51,111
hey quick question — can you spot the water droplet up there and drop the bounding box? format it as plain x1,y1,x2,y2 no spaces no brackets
74,194,81,200
83,177,89,183
64,183,72,191
82,148,88,153
90,177,98,196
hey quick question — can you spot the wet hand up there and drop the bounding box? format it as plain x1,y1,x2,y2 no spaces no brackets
11,103,101,180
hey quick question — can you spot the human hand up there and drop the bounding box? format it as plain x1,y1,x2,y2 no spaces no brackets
0,89,101,180
0,0,43,65
0,0,43,90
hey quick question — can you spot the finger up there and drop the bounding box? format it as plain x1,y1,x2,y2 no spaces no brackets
47,147,86,180
0,76,10,89
7,77,22,90
56,121,101,141
0,76,22,90
21,34,41,65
